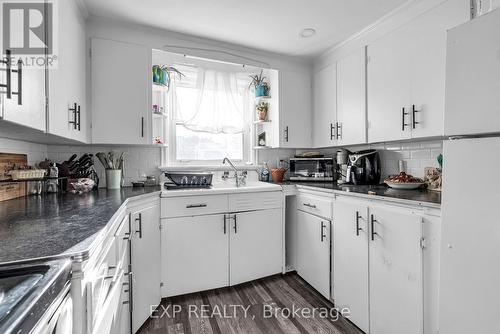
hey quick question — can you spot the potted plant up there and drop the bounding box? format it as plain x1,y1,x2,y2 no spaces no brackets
256,101,268,121
249,70,269,97
152,65,185,90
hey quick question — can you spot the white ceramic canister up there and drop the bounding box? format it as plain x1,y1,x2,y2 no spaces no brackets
106,169,122,189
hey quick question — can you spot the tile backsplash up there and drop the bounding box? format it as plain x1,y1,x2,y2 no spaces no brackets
46,145,162,187
0,138,48,165
297,139,443,179
0,137,442,186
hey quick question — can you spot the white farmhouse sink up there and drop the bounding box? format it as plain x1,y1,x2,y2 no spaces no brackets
161,180,282,197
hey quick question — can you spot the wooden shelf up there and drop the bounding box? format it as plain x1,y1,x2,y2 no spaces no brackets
254,95,271,101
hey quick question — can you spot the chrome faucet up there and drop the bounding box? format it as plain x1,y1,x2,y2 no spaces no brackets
222,157,246,187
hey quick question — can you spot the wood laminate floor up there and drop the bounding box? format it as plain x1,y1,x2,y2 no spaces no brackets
138,273,364,334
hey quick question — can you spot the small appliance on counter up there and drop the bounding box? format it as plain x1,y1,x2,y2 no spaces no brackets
346,149,381,185
289,157,334,182
164,172,213,190
336,149,351,184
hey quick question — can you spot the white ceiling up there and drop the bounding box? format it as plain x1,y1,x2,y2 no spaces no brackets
83,0,408,58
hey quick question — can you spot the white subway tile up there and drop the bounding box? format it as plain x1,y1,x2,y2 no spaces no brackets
411,149,431,159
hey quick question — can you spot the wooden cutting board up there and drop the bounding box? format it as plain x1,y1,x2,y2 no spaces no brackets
0,153,27,202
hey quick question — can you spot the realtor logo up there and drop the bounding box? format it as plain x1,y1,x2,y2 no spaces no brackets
2,0,58,68
3,1,52,54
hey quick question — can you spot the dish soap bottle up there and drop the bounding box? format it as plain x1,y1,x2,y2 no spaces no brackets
260,162,270,182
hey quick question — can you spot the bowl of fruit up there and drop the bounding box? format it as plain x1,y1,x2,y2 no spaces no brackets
384,172,425,190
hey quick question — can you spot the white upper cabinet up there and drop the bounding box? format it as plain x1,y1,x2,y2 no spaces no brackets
367,21,413,143
91,38,151,144
312,64,337,148
368,0,469,143
408,0,470,139
336,48,367,146
280,70,312,148
445,7,500,136
48,0,87,142
0,1,45,132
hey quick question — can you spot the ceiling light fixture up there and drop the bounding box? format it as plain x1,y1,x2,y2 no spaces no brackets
300,28,316,38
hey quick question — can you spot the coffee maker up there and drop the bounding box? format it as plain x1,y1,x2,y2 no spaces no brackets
346,150,381,185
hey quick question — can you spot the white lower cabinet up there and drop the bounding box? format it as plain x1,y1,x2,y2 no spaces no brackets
296,209,331,299
162,192,283,298
163,214,229,296
333,200,369,333
230,209,283,285
368,205,423,334
130,200,161,333
333,198,425,334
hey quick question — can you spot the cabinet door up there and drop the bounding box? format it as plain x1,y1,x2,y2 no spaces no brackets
230,208,283,285
408,0,469,138
367,26,411,143
296,210,330,299
445,4,499,136
337,48,367,146
91,38,150,144
162,214,229,297
2,60,46,132
131,203,161,333
280,70,312,148
333,200,369,333
369,205,423,334
312,64,336,148
48,0,87,142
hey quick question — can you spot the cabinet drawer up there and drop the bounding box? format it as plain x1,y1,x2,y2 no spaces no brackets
297,194,333,220
229,191,283,212
162,195,228,218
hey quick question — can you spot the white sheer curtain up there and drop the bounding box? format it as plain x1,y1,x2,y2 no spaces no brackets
174,66,251,134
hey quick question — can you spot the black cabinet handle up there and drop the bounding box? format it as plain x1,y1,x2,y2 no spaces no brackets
356,211,363,236
412,104,420,129
186,203,207,208
320,221,327,242
0,50,12,98
370,214,379,241
223,215,227,234
69,103,78,129
303,203,317,209
284,126,289,142
336,122,342,140
135,213,142,238
77,104,81,131
401,107,409,131
11,59,22,105
330,123,334,140
141,117,144,137
233,214,237,234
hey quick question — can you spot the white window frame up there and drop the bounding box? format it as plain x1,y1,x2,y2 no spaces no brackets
163,70,253,167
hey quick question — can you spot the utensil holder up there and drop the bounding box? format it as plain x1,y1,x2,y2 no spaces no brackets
106,169,122,189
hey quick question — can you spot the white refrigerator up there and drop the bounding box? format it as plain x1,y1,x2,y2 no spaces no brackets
440,137,500,334
439,8,500,334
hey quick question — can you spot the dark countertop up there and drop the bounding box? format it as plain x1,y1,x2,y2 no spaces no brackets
281,181,441,206
0,187,161,264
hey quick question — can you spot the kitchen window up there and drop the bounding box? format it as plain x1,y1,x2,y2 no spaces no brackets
161,55,256,166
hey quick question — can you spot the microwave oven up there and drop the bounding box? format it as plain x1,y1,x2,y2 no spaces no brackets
289,157,334,181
